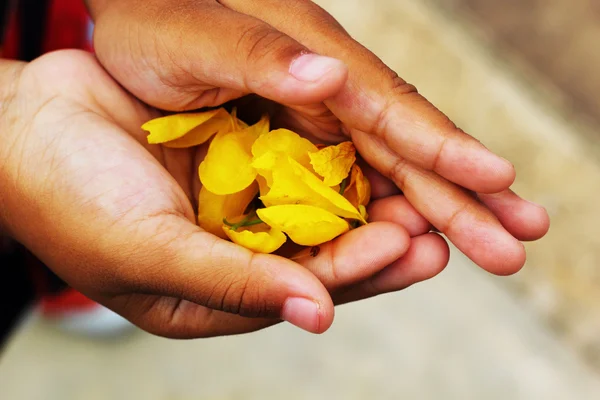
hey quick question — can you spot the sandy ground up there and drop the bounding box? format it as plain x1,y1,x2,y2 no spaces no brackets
430,0,600,129
2,0,600,398
2,249,600,399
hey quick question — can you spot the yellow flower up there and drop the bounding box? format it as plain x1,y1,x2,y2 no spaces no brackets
198,115,269,195
257,205,349,246
230,108,249,131
259,155,367,224
252,128,318,170
142,108,232,148
309,142,356,186
250,128,318,189
342,164,371,219
197,182,259,239
223,224,287,254
143,109,371,254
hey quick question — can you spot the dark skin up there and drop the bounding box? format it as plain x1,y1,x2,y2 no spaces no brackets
89,0,549,274
0,51,448,336
0,0,549,338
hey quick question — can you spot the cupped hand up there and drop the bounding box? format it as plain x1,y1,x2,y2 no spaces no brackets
90,0,550,275
0,50,447,337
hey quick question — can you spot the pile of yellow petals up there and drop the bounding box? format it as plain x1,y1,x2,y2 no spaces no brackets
142,108,371,254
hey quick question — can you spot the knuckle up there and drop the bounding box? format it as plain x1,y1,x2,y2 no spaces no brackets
375,71,459,171
238,23,303,68
431,136,449,172
442,202,471,234
214,276,267,318
327,241,342,283
229,255,268,318
372,74,418,139
201,252,273,318
387,72,419,96
388,158,410,189
235,254,277,318
205,269,241,311
312,6,348,35
219,274,253,315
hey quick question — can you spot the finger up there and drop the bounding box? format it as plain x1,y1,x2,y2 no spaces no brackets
109,214,335,334
123,231,446,338
291,222,411,291
333,233,449,304
221,0,515,193
478,190,550,241
11,51,335,337
367,196,432,237
367,183,550,242
353,129,526,275
359,160,401,200
109,221,411,338
94,1,348,111
151,232,447,336
105,294,279,339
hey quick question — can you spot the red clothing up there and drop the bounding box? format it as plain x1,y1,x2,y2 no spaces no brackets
2,0,92,60
0,0,97,339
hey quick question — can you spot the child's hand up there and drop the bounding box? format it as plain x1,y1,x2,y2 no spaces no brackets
89,0,550,275
0,50,447,336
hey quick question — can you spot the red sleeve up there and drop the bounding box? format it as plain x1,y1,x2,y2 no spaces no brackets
2,0,93,60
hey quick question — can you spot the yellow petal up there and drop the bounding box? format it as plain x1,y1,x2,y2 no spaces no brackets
198,115,268,195
255,175,270,197
231,108,249,131
197,183,259,239
251,150,278,186
343,164,372,208
260,156,366,223
143,108,230,146
251,128,318,170
163,114,233,149
257,205,349,246
358,204,368,220
224,225,287,253
309,142,356,186
247,113,270,135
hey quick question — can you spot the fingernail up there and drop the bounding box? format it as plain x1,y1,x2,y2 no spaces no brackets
524,198,546,209
289,54,342,82
476,141,513,167
498,155,515,169
281,297,320,333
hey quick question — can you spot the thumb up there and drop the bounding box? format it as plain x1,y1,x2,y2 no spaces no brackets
112,214,335,334
93,2,348,110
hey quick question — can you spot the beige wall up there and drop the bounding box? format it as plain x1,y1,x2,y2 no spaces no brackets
316,0,600,369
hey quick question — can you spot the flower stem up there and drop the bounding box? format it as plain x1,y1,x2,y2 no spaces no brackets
236,219,264,228
339,175,351,195
223,216,264,231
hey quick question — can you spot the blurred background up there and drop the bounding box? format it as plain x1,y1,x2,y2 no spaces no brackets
2,0,600,398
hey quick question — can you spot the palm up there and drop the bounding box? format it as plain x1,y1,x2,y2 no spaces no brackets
49,85,427,337
90,0,551,278
8,51,445,337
